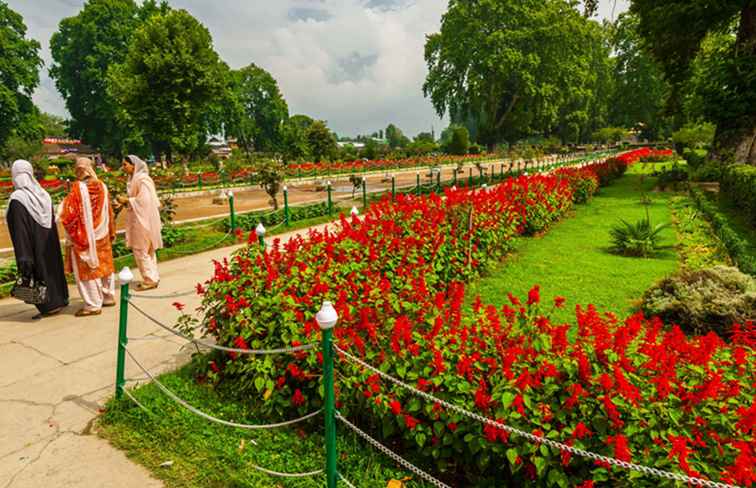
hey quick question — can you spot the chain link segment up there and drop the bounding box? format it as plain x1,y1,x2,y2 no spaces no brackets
337,413,452,488
124,346,321,430
250,464,324,478
129,288,198,300
127,299,317,355
334,345,741,488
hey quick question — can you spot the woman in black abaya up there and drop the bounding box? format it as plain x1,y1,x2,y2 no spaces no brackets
6,160,68,319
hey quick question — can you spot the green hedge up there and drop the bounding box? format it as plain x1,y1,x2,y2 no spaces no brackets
230,202,330,231
720,164,756,226
690,188,756,275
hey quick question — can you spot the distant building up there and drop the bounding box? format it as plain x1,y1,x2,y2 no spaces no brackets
337,141,366,149
42,138,95,159
207,136,233,158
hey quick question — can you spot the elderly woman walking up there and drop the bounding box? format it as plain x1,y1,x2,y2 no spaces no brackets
6,160,69,319
118,155,162,290
60,157,116,317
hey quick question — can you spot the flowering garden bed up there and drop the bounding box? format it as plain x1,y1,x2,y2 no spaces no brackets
177,149,756,486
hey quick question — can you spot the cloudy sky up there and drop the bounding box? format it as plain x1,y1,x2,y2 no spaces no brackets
8,0,629,138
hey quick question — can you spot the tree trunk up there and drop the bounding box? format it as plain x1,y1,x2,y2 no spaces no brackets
711,3,756,165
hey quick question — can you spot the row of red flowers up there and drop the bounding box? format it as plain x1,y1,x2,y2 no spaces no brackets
187,148,749,485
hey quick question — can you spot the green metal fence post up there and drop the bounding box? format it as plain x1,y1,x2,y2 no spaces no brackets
436,170,441,191
316,301,339,488
468,167,472,187
391,175,396,201
283,186,290,227
500,163,504,178
228,191,236,234
115,267,134,400
416,172,421,196
327,181,333,215
255,223,266,251
452,169,457,186
362,177,367,209
198,173,203,190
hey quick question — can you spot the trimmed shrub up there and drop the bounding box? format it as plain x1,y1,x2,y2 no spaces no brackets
690,188,756,275
610,217,670,257
682,148,708,169
689,162,724,182
642,266,756,337
720,164,756,226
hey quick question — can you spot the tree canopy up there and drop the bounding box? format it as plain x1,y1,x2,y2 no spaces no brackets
424,0,611,148
631,0,756,163
107,8,228,162
226,64,289,154
0,1,42,158
49,0,167,157
306,120,337,162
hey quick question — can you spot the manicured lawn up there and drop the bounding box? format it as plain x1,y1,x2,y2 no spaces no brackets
100,362,433,488
466,165,680,323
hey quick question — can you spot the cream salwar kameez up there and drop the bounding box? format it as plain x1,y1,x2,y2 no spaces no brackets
124,156,163,285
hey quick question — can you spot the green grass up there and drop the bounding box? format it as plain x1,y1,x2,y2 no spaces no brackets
466,165,680,323
99,362,433,488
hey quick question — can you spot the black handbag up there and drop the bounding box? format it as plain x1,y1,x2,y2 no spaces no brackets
11,276,48,305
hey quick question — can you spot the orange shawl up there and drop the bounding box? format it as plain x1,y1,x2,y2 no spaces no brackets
61,180,116,281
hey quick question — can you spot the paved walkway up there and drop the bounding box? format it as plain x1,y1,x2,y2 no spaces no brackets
0,223,333,488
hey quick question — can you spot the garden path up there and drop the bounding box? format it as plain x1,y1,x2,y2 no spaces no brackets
0,221,334,488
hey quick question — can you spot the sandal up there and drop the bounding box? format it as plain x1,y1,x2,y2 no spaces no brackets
32,307,65,321
103,301,116,307
75,308,102,317
136,282,159,291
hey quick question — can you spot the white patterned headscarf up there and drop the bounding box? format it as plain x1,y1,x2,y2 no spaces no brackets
7,160,53,229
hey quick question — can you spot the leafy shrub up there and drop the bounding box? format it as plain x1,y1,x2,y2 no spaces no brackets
642,266,756,336
720,164,756,226
689,162,723,182
161,225,187,248
690,188,756,275
231,202,330,232
610,217,670,257
682,148,708,169
671,122,715,152
655,164,688,191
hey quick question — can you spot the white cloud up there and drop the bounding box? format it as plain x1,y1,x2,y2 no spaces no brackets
7,0,629,138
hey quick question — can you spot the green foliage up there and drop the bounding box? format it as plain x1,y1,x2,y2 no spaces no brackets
305,120,337,162
720,164,756,227
281,114,313,162
107,8,228,161
443,125,469,155
0,1,42,159
225,64,289,154
690,188,756,275
424,0,612,146
669,195,730,270
672,123,716,153
682,147,708,169
160,225,186,248
642,266,756,336
232,202,330,231
607,12,669,140
255,158,285,209
631,1,756,163
49,0,155,157
610,216,670,257
689,161,723,182
385,124,410,149
591,127,629,144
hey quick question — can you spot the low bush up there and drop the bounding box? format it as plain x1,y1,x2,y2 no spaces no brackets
720,164,756,227
655,164,688,191
690,188,756,275
689,162,724,182
642,265,756,337
610,217,669,257
682,148,708,169
231,202,330,231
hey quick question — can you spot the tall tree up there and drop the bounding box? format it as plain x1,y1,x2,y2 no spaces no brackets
49,0,159,157
0,1,42,157
306,120,337,162
631,0,756,164
281,114,314,162
608,12,669,140
226,64,289,154
424,0,608,148
385,123,409,149
107,9,228,163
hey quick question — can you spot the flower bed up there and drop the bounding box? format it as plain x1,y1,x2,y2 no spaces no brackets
285,153,500,177
192,157,753,484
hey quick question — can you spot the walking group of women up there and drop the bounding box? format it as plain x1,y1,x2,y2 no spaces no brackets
6,156,163,319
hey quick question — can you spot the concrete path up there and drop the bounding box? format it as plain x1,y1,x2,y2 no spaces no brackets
0,222,333,488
